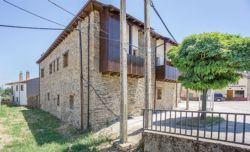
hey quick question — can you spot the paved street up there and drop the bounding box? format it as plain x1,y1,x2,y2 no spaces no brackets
176,100,250,113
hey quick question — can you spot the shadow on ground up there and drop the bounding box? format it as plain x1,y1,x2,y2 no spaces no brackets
20,107,111,151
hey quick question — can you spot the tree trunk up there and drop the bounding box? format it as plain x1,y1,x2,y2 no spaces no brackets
179,85,183,102
186,88,189,110
201,89,208,119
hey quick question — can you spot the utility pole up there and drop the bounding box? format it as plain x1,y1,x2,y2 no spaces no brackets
78,21,84,131
144,0,152,128
120,0,128,143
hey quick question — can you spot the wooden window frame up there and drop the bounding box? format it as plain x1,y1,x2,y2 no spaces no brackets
69,95,74,109
53,60,56,72
157,88,163,100
41,68,45,78
49,63,52,74
47,92,50,101
57,94,60,106
63,51,69,68
56,58,59,71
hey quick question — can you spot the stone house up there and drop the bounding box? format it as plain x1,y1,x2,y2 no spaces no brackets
6,71,40,108
36,0,179,130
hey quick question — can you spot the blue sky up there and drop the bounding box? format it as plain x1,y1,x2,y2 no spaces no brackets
0,0,250,86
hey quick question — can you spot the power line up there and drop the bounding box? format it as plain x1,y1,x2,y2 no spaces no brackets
0,24,65,31
150,0,178,43
48,0,76,17
47,0,109,35
3,0,166,51
3,0,65,27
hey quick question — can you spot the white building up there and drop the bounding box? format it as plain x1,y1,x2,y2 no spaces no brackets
6,71,39,107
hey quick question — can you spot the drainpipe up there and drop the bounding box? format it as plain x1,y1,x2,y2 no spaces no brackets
78,21,84,131
154,39,157,110
87,15,90,129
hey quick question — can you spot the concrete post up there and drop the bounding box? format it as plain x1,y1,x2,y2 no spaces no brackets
144,0,152,128
120,0,128,143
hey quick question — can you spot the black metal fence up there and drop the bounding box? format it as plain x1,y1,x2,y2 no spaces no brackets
142,109,250,146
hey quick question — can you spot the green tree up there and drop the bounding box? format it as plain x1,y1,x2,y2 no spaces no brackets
168,32,248,118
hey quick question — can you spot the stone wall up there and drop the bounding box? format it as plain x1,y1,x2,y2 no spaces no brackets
39,20,82,128
155,81,176,109
84,11,145,130
143,131,250,152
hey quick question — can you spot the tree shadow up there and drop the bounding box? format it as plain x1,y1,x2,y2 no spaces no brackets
21,108,112,151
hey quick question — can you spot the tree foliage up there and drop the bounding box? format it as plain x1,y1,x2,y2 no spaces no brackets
168,32,250,115
0,87,12,97
168,32,249,92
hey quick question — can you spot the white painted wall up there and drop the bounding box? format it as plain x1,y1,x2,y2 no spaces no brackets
11,83,27,105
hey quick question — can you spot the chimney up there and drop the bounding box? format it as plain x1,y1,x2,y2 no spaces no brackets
19,71,23,81
26,71,30,80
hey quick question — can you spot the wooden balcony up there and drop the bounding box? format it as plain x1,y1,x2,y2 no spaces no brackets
100,52,144,77
99,8,144,77
156,64,180,82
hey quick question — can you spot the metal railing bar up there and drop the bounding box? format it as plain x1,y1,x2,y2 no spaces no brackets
180,111,182,134
160,111,162,132
174,111,177,133
226,114,229,141
151,109,153,130
165,111,167,132
234,114,237,142
218,113,221,140
243,114,246,144
185,111,187,135
191,112,193,136
169,110,172,133
211,113,214,139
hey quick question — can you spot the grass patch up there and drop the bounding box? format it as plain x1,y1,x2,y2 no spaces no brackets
176,116,225,128
0,104,111,152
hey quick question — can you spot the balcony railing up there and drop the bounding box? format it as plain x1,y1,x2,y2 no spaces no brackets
143,109,250,146
156,65,180,82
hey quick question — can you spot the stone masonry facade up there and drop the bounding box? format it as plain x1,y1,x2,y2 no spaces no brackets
39,10,176,130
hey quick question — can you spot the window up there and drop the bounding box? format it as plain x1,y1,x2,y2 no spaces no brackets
41,68,45,78
21,85,24,91
157,88,162,100
56,58,59,71
49,63,52,74
16,97,18,102
63,52,69,68
16,85,18,91
53,61,56,72
47,92,50,101
235,90,244,98
69,95,74,109
57,95,60,106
